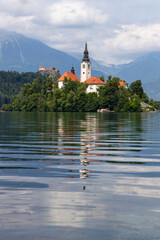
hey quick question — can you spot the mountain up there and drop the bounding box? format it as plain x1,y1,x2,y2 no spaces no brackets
116,52,160,84
143,79,160,100
0,30,160,99
68,52,116,77
69,50,160,86
0,30,105,78
111,53,160,100
90,54,160,100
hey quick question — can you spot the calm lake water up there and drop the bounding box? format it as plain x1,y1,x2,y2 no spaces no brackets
0,112,160,240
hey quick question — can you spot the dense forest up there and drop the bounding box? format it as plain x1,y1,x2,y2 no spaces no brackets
2,75,159,112
0,71,41,107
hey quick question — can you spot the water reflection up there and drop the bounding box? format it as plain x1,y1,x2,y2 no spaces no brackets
1,112,160,239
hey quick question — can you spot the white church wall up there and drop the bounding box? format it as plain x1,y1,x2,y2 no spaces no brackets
80,62,91,82
86,84,97,94
58,81,63,89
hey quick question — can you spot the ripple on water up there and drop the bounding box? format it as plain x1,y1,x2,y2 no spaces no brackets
0,112,160,239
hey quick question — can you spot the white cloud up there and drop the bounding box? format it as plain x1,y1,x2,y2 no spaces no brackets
0,12,35,31
104,24,160,55
46,0,108,27
0,0,160,64
0,0,30,13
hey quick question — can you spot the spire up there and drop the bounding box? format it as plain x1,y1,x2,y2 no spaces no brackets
85,42,88,52
71,66,75,74
82,42,90,62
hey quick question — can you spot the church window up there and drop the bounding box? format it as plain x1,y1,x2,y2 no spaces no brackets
83,64,85,68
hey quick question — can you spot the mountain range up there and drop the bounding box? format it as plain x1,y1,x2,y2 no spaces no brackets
0,30,160,100
0,30,105,79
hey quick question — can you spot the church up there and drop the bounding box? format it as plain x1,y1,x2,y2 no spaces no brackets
57,43,106,93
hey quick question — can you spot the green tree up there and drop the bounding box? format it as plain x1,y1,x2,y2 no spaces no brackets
115,87,130,112
141,92,149,103
128,95,142,112
99,77,119,110
77,90,87,112
85,93,99,112
129,80,144,98
12,96,21,111
45,77,53,92
108,75,112,80
62,78,81,94
21,83,33,96
149,99,160,110
0,71,40,107
53,71,61,86
49,88,62,111
26,94,39,111
32,76,42,93
41,77,53,95
65,91,78,112
2,104,12,111
99,75,105,82
3,72,156,113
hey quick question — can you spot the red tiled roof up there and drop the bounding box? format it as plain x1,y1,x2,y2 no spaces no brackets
58,72,80,82
84,77,106,85
46,67,53,71
118,81,127,88
39,66,45,69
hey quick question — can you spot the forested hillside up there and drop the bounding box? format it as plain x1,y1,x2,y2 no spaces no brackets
0,71,40,106
2,76,159,112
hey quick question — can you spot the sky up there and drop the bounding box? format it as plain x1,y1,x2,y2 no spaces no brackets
1,0,160,64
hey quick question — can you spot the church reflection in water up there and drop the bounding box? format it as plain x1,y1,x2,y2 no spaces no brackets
56,113,103,179
79,114,103,179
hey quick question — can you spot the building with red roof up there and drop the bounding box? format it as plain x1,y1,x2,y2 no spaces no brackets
56,44,107,94
84,77,106,93
55,44,129,96
39,66,45,71
118,81,128,88
46,67,53,71
57,67,80,89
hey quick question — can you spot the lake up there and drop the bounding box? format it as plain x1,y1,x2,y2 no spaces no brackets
0,112,160,240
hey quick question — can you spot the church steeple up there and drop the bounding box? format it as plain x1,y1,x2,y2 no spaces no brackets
82,42,90,62
80,42,91,82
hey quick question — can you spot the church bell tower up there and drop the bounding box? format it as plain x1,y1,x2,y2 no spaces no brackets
80,42,91,82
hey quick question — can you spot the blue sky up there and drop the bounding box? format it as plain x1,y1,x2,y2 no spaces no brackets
1,0,160,64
